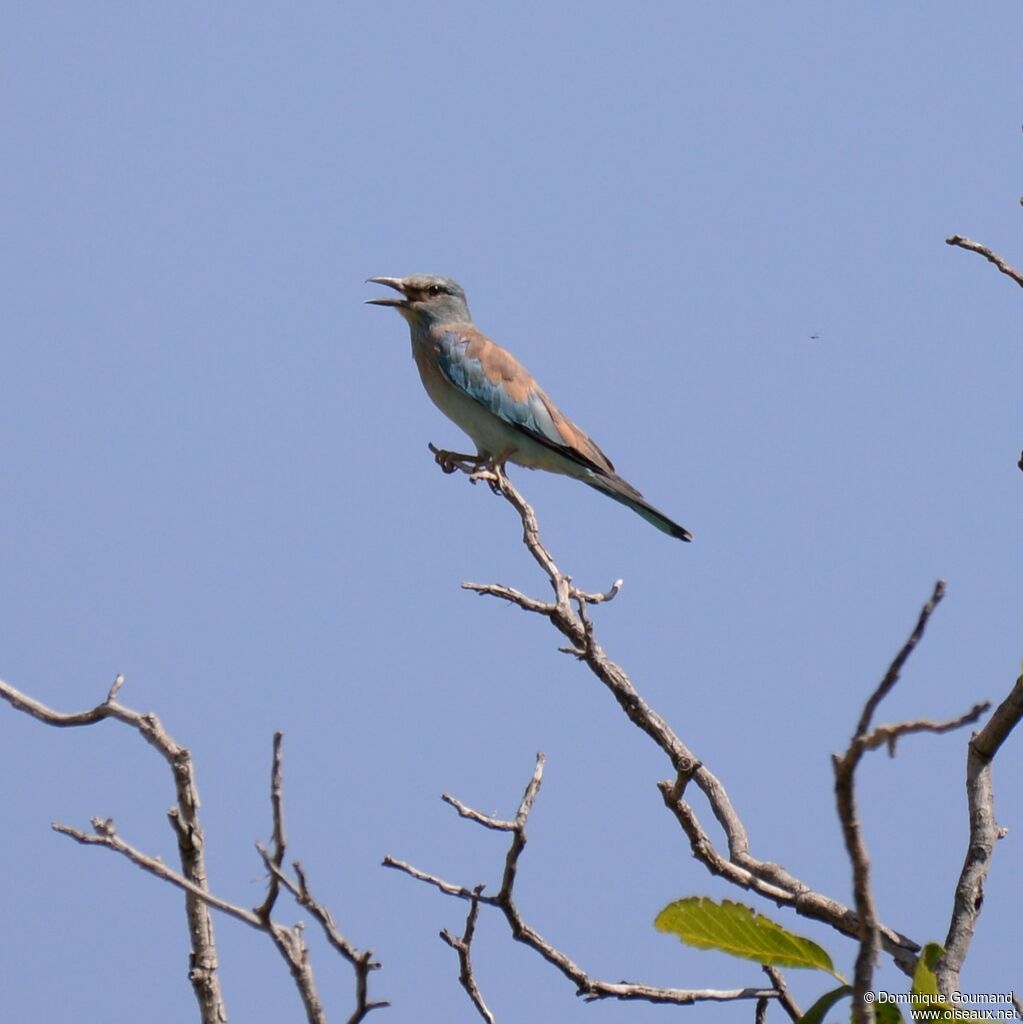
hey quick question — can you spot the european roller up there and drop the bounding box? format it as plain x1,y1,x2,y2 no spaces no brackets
367,274,692,541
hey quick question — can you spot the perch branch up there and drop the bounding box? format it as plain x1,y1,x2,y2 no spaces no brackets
437,461,922,974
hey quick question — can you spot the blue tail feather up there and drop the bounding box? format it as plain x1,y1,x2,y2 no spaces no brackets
585,474,692,542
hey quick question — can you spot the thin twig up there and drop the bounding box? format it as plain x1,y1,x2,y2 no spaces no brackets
854,581,946,739
383,856,487,901
388,754,781,1009
255,731,287,920
440,888,494,1024
291,863,389,1024
946,235,1023,289
442,792,516,831
54,817,263,927
251,734,387,1024
833,581,949,1024
862,704,991,755
761,966,802,1022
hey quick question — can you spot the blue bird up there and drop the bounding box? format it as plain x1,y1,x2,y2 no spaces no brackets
367,274,692,541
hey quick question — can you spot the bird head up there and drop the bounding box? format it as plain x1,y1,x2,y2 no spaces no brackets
366,275,471,326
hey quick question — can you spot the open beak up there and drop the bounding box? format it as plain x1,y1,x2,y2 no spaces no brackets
365,276,407,307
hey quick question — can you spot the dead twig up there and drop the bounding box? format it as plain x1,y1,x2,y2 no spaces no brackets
0,675,226,1023
832,583,987,1022
0,679,386,1024
386,754,781,1009
440,888,494,1024
946,235,1023,289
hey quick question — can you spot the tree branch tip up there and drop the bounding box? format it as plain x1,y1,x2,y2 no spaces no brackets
571,577,625,605
106,674,126,702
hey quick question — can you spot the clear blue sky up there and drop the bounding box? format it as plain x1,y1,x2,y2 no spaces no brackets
2,3,1021,1021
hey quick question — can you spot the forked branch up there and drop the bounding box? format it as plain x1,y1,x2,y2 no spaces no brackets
832,582,988,1023
0,679,386,1024
385,753,781,1010
440,459,923,976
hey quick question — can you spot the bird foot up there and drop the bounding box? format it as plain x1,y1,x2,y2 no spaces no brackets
470,464,507,494
428,444,508,494
428,443,488,475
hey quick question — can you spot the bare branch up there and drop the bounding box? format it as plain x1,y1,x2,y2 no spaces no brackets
436,464,922,975
498,751,544,902
440,888,494,1024
255,731,287,920
441,792,516,831
53,817,262,926
938,674,1023,994
972,674,1023,761
389,754,781,1009
291,863,389,1024
833,581,947,1023
861,704,990,755
462,580,554,614
946,235,1023,289
2,679,386,1024
253,735,388,1024
0,675,227,1023
761,966,802,1022
53,816,329,1023
383,856,487,901
854,581,946,738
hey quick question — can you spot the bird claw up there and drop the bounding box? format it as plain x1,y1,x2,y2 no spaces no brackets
428,443,485,475
428,444,510,494
470,468,504,494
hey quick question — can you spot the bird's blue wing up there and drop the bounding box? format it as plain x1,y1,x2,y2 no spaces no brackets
434,328,615,474
435,331,557,441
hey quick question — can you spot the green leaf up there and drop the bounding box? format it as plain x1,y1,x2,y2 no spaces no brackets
798,984,906,1023
875,1001,906,1023
909,944,961,1021
654,897,842,978
911,942,944,995
797,984,851,1024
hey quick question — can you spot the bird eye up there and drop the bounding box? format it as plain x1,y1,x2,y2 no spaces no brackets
428,284,444,296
